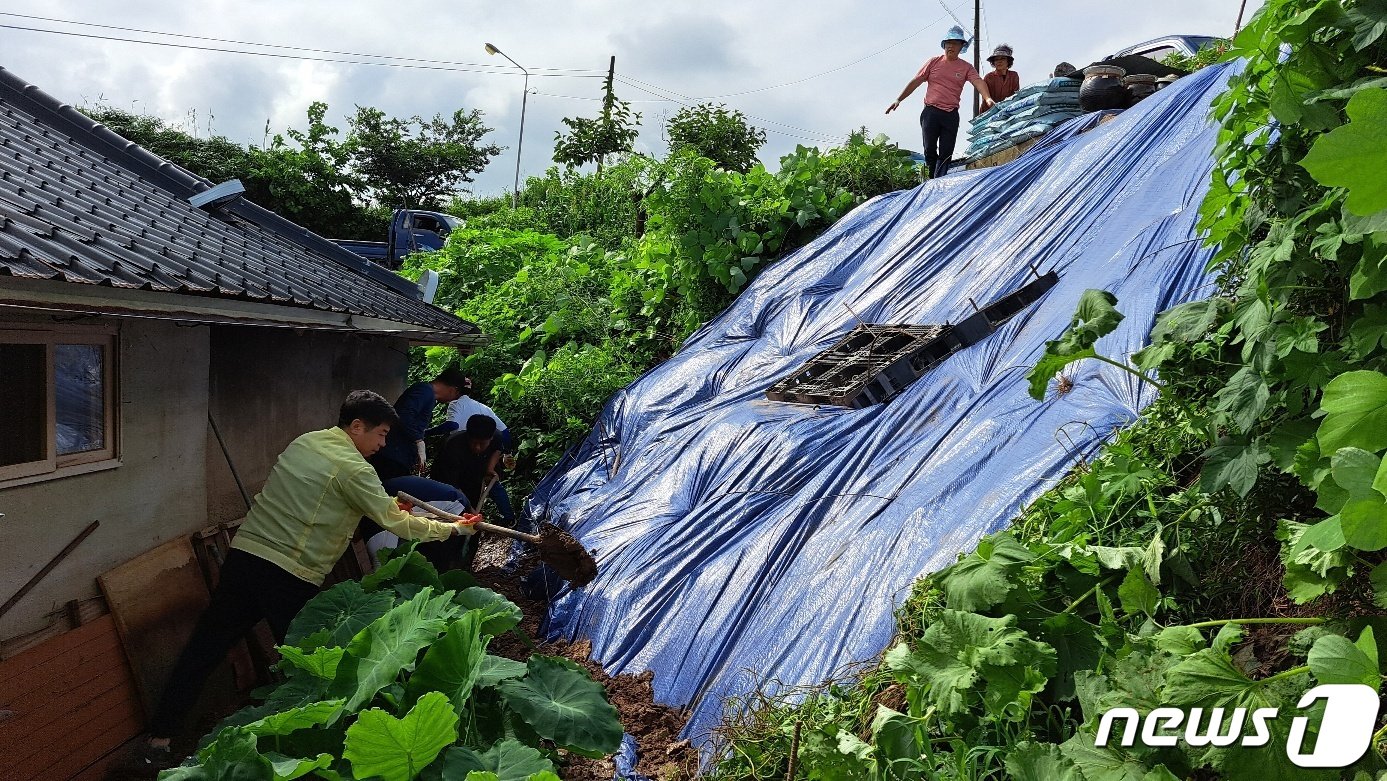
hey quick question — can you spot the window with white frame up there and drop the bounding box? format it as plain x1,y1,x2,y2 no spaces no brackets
0,326,118,482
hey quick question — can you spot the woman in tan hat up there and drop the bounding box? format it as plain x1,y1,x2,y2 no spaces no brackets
985,44,1020,104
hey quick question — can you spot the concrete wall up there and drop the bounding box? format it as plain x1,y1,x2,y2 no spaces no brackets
205,327,409,525
0,317,211,638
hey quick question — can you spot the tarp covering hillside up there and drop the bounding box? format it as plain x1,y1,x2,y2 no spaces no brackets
527,62,1236,748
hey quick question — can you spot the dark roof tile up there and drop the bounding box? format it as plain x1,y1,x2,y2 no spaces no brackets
0,66,475,341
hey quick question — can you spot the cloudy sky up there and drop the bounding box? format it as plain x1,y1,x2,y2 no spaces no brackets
0,1,1261,201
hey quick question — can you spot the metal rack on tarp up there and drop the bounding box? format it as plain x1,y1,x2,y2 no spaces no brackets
766,268,1058,408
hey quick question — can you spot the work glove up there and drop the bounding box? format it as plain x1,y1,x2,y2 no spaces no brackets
453,513,481,536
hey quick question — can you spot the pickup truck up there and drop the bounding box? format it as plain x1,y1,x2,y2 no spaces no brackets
334,209,462,269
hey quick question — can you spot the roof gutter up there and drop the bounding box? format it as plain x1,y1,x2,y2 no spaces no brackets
0,276,486,349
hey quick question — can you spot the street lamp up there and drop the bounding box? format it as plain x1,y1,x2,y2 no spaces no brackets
485,42,529,209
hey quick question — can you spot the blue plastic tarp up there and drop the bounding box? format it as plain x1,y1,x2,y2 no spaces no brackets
529,62,1237,758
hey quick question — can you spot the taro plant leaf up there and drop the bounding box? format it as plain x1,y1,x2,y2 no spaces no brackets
285,580,396,649
1316,371,1387,453
333,587,458,712
163,727,275,780
363,550,443,593
476,654,528,689
343,691,458,781
277,646,345,681
263,752,334,780
889,609,1056,719
1027,289,1125,400
1301,88,1387,215
1005,741,1084,781
931,533,1034,611
439,740,556,781
453,588,524,637
403,610,488,714
1307,627,1379,690
498,655,623,757
239,700,344,738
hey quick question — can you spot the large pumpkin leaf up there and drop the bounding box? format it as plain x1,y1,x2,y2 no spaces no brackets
1316,370,1387,453
1308,627,1380,690
453,588,524,636
1027,289,1125,400
1301,88,1387,215
439,740,556,781
403,610,489,714
285,580,396,649
343,692,457,781
884,610,1056,719
931,534,1034,612
498,656,622,757
333,587,459,711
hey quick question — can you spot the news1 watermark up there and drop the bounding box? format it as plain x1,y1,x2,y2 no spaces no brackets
1095,684,1383,768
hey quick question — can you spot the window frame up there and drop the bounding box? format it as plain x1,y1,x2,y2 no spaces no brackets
0,324,119,485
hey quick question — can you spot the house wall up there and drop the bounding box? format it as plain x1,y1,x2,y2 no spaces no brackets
205,327,410,525
0,317,211,639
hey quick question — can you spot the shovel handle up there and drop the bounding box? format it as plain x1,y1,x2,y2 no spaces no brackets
396,491,541,544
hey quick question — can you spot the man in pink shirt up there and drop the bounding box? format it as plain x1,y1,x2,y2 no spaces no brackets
886,25,994,179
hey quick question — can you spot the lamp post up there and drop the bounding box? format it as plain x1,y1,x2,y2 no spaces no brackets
486,42,529,209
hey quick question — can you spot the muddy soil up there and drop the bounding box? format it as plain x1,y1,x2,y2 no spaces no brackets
473,536,699,780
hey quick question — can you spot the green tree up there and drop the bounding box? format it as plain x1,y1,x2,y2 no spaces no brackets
346,107,502,209
552,64,641,176
243,102,385,239
664,103,766,172
83,107,254,185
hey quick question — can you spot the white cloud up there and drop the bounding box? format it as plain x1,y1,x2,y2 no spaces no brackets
0,0,1263,199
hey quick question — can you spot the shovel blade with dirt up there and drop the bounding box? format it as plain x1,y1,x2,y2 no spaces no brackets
396,490,598,588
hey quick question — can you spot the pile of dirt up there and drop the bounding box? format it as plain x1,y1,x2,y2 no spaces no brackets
473,539,698,781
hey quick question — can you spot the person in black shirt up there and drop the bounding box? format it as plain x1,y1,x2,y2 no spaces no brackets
432,414,518,569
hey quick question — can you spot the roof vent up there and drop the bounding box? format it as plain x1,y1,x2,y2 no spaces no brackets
188,179,246,211
417,269,440,304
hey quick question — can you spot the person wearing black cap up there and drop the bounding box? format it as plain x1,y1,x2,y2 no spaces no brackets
368,367,469,480
432,414,516,569
985,44,1020,103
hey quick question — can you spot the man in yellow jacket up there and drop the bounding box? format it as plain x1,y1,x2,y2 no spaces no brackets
134,390,476,768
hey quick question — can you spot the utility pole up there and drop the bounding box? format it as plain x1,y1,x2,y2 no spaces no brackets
598,55,616,178
972,0,982,117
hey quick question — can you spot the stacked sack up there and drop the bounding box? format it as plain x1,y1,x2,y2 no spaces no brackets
958,76,1082,164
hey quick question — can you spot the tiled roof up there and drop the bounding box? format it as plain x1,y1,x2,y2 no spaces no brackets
0,66,478,343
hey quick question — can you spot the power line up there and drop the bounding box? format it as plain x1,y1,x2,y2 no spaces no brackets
616,75,838,143
0,11,601,74
685,14,950,100
0,22,603,77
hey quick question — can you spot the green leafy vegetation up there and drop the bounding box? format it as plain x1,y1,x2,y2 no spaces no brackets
664,103,767,173
405,131,918,480
708,1,1387,778
162,546,622,780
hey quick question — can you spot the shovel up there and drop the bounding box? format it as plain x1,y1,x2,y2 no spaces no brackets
396,490,598,588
